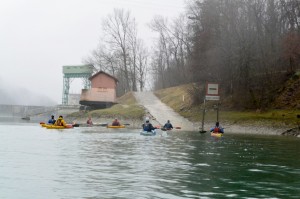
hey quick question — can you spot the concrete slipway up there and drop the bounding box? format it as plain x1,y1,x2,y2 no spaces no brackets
134,91,197,131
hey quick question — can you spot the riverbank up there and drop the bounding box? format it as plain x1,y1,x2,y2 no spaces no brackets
64,89,299,137
64,114,298,137
153,84,300,137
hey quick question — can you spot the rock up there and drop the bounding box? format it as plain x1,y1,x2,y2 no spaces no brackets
282,127,300,136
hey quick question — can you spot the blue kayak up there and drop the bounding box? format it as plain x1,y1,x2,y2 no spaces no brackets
140,130,156,136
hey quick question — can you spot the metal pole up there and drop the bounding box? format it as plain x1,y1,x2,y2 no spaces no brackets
201,98,206,133
217,103,219,122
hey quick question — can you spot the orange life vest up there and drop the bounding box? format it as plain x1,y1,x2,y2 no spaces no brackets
214,127,220,133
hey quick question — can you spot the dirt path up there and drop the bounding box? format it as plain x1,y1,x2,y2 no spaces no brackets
134,91,196,131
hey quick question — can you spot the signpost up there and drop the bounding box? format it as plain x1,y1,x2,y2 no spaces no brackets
200,83,220,133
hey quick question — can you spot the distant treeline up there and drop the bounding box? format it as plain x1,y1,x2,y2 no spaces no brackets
85,0,300,109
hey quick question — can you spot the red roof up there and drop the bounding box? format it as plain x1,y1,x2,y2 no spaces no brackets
89,71,118,82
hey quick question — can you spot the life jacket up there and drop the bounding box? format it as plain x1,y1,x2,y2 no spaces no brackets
143,123,151,131
214,127,220,133
55,118,65,126
112,121,120,126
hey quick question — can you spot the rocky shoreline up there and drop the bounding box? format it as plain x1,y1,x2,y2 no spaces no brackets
281,127,300,137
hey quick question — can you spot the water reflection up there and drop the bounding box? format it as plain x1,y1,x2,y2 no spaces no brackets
0,125,299,198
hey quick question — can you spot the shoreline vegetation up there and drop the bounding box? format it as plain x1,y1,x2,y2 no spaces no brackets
66,85,300,137
67,92,145,129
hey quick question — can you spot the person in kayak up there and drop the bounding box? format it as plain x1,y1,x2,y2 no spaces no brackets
111,118,121,126
48,115,56,124
142,118,156,132
87,116,93,125
163,120,173,130
210,122,224,133
54,115,67,127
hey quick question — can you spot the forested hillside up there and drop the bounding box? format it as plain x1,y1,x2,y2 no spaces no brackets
85,0,300,109
150,0,300,110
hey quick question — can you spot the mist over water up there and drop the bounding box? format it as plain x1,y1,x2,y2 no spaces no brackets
0,78,57,106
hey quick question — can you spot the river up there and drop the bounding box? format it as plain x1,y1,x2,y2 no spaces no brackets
0,122,299,199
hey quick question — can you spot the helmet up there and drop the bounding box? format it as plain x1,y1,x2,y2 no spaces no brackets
145,117,149,122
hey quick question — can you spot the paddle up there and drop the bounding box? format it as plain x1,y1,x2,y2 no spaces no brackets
72,124,80,127
155,126,181,131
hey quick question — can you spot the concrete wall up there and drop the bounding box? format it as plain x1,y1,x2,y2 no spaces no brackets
68,94,80,105
80,88,116,102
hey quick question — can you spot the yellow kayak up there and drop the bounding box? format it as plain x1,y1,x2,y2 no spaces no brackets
107,125,125,128
46,124,73,129
40,123,48,127
211,132,223,137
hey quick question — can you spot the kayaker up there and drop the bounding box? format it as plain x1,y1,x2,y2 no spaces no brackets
54,115,67,127
210,122,224,133
111,118,121,126
48,115,56,124
87,116,93,125
163,120,173,130
142,118,155,132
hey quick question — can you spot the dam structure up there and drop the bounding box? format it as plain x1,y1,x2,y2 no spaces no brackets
0,104,79,120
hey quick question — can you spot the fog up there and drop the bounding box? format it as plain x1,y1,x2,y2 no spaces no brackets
0,0,185,105
0,78,56,106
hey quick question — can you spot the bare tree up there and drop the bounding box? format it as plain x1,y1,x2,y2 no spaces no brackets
84,9,148,95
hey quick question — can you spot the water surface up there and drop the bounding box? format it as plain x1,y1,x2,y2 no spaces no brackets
0,123,299,198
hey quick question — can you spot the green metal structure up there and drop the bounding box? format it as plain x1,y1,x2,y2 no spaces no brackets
62,64,94,105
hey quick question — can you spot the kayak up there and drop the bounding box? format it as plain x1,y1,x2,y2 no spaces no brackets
211,132,223,137
140,130,156,136
161,128,172,131
73,123,108,127
107,125,125,128
45,124,74,129
40,123,55,127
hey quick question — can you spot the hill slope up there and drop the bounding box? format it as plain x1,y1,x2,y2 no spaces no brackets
273,72,300,109
154,83,300,128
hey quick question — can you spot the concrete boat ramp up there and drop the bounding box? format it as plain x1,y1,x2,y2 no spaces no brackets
134,91,196,131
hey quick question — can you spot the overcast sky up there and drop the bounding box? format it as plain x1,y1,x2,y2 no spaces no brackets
0,0,185,105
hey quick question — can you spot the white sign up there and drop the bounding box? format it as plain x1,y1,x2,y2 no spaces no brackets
206,83,219,96
205,83,220,101
205,95,220,101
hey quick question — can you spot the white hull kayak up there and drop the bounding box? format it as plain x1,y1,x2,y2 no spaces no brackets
140,130,156,136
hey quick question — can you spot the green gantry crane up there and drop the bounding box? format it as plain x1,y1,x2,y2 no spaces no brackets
62,64,94,105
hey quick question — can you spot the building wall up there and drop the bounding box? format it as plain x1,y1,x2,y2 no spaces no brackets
80,88,116,102
91,73,117,89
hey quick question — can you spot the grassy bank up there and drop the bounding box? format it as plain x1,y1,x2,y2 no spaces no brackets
67,92,145,123
154,84,300,128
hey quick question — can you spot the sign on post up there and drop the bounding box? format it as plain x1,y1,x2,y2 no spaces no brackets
205,83,220,101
